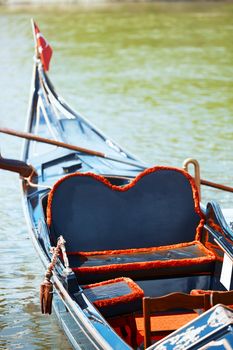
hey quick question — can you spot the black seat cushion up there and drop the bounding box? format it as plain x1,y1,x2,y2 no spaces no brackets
81,277,144,318
69,241,215,283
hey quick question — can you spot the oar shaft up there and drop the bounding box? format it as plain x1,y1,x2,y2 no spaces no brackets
201,179,233,193
0,127,104,157
0,127,145,169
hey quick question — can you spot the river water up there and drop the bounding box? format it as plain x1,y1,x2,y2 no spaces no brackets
0,2,233,349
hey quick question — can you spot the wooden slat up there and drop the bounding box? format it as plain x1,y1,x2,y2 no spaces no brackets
142,292,210,349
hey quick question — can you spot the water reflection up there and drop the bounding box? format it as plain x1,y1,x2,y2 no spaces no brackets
0,2,233,349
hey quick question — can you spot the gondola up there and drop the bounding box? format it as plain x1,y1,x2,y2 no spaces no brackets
1,22,233,350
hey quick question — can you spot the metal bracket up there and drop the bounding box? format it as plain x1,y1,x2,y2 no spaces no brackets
183,158,201,200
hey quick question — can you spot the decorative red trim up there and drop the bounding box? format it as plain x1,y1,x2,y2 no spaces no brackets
72,241,216,275
195,219,205,241
47,165,204,228
73,256,215,275
204,242,223,261
190,289,211,296
68,240,207,257
83,277,144,308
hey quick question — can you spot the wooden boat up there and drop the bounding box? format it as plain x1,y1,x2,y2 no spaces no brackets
1,23,233,350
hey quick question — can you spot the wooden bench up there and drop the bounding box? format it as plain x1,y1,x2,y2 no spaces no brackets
143,290,233,348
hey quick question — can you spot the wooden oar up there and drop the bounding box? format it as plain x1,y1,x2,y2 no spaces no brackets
1,127,232,193
201,179,233,193
0,127,145,169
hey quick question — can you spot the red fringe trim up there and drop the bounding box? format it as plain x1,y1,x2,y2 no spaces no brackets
73,257,215,275
68,240,209,257
83,277,144,308
190,289,212,296
47,165,204,230
72,241,216,275
203,242,223,262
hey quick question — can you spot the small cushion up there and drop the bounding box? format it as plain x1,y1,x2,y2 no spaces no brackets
82,277,144,317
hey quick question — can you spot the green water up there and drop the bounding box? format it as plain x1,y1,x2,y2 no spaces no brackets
0,2,233,349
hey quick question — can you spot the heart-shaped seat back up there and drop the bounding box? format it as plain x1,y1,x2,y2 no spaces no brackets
47,166,203,253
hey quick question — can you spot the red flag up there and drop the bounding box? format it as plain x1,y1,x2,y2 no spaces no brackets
33,22,53,71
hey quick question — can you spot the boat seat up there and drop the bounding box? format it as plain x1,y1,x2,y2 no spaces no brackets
146,304,233,350
142,292,211,348
47,166,216,284
68,241,214,283
143,291,233,349
82,277,144,318
81,277,144,348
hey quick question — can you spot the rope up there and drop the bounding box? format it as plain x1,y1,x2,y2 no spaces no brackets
40,235,71,314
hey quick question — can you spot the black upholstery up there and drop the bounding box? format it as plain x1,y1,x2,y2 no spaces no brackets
137,275,212,298
81,278,144,317
49,168,201,253
68,243,215,283
68,244,207,268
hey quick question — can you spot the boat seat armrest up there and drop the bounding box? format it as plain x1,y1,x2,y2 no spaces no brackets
191,289,233,307
206,201,233,240
205,201,233,256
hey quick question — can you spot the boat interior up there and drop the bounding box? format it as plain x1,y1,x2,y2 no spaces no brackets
41,165,233,349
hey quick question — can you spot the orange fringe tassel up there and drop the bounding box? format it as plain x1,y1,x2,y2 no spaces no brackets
40,272,53,314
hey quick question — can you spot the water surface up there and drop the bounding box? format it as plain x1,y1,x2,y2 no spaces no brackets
0,2,233,349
